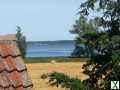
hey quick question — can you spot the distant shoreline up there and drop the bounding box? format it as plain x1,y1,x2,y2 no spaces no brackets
27,40,74,43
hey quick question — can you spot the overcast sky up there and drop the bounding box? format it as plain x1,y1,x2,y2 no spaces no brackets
0,0,82,41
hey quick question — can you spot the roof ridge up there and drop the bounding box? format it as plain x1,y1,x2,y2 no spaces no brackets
0,34,17,41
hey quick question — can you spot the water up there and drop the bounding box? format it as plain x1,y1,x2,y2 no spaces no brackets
26,40,75,57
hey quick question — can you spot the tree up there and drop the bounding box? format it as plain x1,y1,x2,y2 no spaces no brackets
70,16,100,57
16,26,27,58
80,0,120,89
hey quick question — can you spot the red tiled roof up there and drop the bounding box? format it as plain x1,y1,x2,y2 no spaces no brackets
0,35,33,90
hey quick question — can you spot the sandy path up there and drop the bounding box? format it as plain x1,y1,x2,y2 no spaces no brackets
26,62,87,90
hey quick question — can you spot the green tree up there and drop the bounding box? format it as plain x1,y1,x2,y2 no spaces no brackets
16,26,27,58
70,16,100,57
80,0,120,89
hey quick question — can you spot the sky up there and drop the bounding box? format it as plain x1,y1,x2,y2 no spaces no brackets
0,0,82,41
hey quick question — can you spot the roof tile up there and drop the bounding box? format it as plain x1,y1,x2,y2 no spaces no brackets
9,71,23,87
2,57,17,72
0,72,10,88
14,57,26,71
20,71,33,87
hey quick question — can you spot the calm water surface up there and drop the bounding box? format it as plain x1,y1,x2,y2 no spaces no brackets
26,41,75,57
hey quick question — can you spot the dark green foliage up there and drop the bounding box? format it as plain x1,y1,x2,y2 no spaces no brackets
71,37,86,57
41,72,92,90
79,0,120,89
16,26,27,58
71,45,86,57
70,15,101,57
41,74,48,79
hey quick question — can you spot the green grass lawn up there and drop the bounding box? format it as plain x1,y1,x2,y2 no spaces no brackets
24,57,88,63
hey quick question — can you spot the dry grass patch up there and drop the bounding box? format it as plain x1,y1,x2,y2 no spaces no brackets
26,62,88,90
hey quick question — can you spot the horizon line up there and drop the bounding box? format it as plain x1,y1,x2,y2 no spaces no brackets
27,39,74,42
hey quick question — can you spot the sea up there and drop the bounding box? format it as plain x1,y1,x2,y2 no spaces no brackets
26,40,75,57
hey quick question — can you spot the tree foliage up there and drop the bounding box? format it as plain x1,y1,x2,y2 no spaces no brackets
16,26,27,58
80,0,120,89
70,16,100,57
41,72,91,90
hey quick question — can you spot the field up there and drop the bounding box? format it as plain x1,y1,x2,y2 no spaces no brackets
26,62,88,90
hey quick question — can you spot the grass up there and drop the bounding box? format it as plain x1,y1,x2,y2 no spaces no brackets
24,57,88,63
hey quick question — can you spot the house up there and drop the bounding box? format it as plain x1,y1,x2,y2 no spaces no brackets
0,34,33,90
